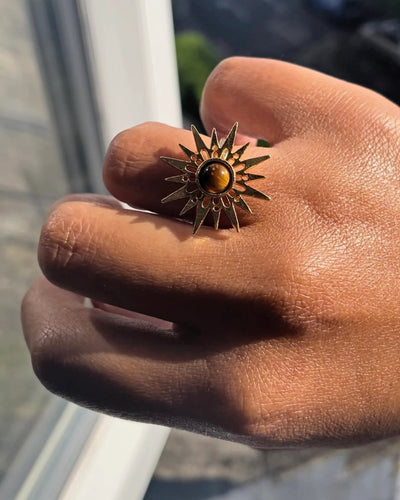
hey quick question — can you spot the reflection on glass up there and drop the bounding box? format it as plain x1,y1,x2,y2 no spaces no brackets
0,0,67,484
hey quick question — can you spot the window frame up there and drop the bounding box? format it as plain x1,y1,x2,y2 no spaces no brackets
1,0,181,498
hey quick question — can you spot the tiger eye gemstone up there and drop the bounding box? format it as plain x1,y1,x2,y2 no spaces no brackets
198,161,232,194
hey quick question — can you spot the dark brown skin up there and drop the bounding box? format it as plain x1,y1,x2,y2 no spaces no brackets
22,57,400,447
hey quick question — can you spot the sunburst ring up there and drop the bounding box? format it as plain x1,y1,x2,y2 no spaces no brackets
160,122,271,235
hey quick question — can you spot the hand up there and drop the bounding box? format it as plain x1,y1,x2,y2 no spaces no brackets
22,57,400,447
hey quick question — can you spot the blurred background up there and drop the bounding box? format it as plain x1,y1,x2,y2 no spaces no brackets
0,0,400,499
173,0,400,124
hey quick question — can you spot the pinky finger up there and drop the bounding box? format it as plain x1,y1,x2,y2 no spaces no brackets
21,277,249,440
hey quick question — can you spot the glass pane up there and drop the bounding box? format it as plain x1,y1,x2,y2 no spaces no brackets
2,1,179,497
0,0,68,485
145,1,400,498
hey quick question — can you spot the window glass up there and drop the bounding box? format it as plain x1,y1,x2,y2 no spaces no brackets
0,0,68,484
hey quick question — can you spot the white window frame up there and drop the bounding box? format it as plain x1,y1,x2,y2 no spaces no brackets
3,1,181,498
61,1,181,497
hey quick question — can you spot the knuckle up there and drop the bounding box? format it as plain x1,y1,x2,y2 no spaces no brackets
246,254,338,336
204,56,277,92
203,56,244,94
104,130,137,185
212,368,319,446
103,121,159,186
326,89,400,147
21,287,34,326
366,114,400,163
30,322,66,394
201,56,277,120
38,201,90,284
213,55,244,74
283,261,336,328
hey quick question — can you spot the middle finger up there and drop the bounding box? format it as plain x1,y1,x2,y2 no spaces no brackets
103,121,280,228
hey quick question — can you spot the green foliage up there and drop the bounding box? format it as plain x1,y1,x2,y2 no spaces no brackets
256,138,272,148
175,32,220,118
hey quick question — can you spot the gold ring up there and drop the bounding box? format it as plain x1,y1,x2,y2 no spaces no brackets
161,123,270,234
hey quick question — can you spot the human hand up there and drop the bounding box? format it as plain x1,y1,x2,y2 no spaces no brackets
22,57,400,447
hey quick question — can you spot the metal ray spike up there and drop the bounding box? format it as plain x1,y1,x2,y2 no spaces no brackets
210,128,220,150
223,203,239,232
165,174,188,184
241,184,271,200
232,142,250,160
212,209,221,229
234,196,252,214
161,185,190,204
193,203,210,234
179,197,198,216
242,154,270,171
179,144,197,160
191,125,208,153
160,157,189,172
220,122,238,152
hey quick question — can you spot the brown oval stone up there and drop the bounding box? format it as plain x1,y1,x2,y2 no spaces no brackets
198,161,232,194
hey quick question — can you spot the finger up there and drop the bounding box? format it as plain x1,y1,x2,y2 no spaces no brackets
103,121,275,225
21,277,242,436
22,277,400,447
39,194,273,328
200,57,399,145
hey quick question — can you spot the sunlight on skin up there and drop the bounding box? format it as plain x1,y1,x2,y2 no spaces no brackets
22,58,400,448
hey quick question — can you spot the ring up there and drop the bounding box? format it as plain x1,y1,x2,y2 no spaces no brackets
161,123,270,234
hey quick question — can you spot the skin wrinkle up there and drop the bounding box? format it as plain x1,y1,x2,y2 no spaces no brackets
40,208,111,285
253,342,378,442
